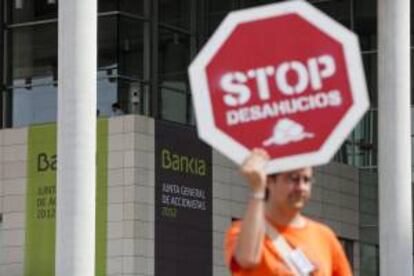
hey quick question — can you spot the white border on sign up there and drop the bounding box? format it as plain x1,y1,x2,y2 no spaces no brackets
188,0,369,173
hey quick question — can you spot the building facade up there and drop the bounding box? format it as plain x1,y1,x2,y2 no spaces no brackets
0,116,362,276
0,0,412,275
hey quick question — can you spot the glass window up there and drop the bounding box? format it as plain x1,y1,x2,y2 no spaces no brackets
206,0,233,35
96,71,118,117
9,22,57,127
11,74,119,126
159,0,191,29
10,0,57,23
96,16,120,118
209,0,234,12
360,243,379,276
159,28,190,82
97,14,121,117
355,0,377,50
98,0,117,13
10,23,57,83
411,4,414,47
119,16,144,80
238,0,280,8
412,49,414,104
362,52,377,107
359,169,379,248
160,85,188,123
97,16,119,117
343,110,377,168
9,16,120,126
120,0,144,16
236,0,352,28
159,27,190,122
118,79,148,115
11,82,57,127
98,16,118,70
312,0,351,28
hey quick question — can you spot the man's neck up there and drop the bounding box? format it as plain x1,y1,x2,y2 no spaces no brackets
265,203,306,228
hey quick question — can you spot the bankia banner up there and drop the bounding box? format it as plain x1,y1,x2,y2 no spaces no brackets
155,120,212,276
25,119,108,276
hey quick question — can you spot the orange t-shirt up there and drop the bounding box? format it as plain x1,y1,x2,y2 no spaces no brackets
225,218,352,276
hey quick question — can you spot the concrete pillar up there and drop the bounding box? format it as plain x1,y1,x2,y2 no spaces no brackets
378,0,412,275
56,0,97,275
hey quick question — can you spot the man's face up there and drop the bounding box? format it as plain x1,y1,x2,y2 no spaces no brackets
267,167,313,213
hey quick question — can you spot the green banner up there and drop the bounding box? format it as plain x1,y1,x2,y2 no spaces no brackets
25,119,108,276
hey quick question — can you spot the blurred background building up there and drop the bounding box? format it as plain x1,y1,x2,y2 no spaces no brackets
0,0,412,275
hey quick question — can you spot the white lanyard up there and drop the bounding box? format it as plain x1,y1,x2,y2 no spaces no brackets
265,221,315,276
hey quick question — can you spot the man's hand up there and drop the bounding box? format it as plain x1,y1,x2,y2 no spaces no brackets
240,148,270,193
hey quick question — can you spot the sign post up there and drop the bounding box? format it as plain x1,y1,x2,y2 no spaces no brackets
189,1,369,173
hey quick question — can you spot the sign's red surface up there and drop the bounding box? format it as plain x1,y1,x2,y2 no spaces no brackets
207,14,353,159
189,1,369,173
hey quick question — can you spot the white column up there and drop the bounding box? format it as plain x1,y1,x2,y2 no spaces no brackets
378,0,412,275
56,0,97,275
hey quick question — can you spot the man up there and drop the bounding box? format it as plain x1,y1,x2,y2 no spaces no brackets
225,149,352,275
111,102,124,116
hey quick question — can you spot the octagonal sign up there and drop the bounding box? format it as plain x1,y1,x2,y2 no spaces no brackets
188,1,369,173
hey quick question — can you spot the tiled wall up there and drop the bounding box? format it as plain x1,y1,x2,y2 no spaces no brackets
0,115,361,276
312,163,360,275
0,128,28,276
107,115,155,276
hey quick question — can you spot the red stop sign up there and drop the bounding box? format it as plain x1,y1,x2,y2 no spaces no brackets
189,1,369,173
